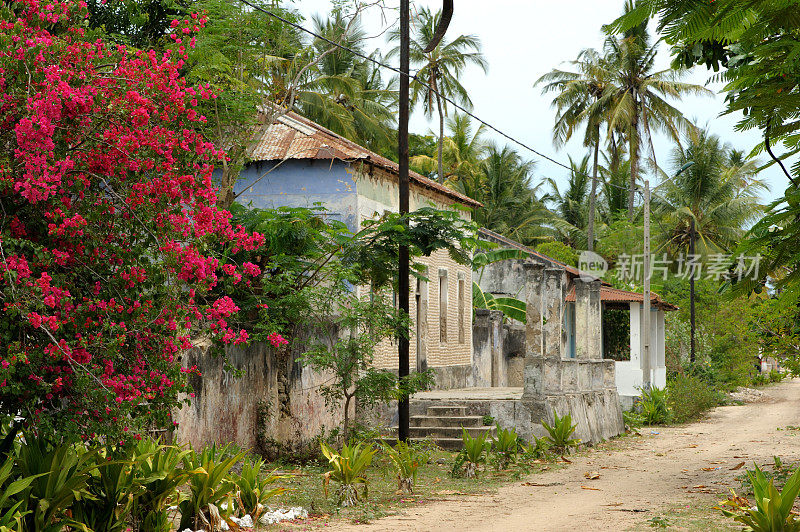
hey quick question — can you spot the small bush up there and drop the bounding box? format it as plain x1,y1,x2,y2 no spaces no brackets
452,429,490,478
770,369,785,383
481,415,495,426
521,436,551,461
667,374,722,424
380,441,426,493
637,387,671,425
492,424,520,469
541,413,580,454
752,373,769,386
320,441,376,506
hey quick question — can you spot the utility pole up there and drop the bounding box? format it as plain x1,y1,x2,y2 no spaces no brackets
642,179,651,388
397,0,410,443
397,0,453,443
641,161,694,389
689,218,696,363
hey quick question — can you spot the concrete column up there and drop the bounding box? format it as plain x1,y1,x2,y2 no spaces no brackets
522,262,545,400
543,268,564,394
587,280,602,360
574,279,591,360
629,302,641,366
472,309,491,387
489,310,505,387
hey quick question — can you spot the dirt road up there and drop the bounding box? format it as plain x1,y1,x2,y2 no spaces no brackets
327,380,800,531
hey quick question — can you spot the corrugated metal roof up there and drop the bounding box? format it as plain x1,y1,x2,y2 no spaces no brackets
565,286,678,311
248,110,482,208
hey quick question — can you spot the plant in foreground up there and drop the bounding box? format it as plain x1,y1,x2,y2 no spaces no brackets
453,428,490,479
541,413,580,454
234,458,287,522
321,441,376,506
637,386,671,425
720,464,800,531
380,441,426,494
522,435,551,461
178,444,243,532
131,439,195,532
492,424,520,469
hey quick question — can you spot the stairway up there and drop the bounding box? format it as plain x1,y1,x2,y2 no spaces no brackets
408,405,495,450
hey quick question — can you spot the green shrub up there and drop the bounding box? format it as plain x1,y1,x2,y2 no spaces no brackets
452,429,490,479
234,458,287,521
492,424,520,469
721,465,800,531
481,415,495,426
320,441,376,506
131,439,194,532
521,436,551,461
0,455,38,531
667,374,722,423
541,413,580,454
178,444,243,531
770,369,785,383
637,387,671,425
380,441,425,493
17,436,97,532
753,373,769,386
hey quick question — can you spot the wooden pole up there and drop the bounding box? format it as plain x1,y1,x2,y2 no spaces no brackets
642,179,651,388
397,0,411,443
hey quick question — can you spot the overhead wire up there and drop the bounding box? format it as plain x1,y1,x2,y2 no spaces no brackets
233,0,634,194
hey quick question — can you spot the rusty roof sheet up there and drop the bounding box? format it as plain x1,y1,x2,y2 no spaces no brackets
565,286,678,311
248,111,482,208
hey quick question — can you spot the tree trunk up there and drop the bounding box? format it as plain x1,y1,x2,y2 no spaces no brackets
628,102,639,221
343,393,353,442
436,92,445,184
689,218,696,363
587,131,600,252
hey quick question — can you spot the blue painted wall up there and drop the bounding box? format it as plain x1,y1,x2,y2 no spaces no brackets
233,160,360,231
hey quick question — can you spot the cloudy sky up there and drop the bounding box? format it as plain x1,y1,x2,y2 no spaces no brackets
295,0,785,202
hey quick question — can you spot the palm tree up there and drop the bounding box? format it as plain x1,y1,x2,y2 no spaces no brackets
283,12,397,153
543,155,592,248
411,113,487,186
537,48,614,251
601,0,711,220
463,144,551,246
389,7,488,183
654,130,767,361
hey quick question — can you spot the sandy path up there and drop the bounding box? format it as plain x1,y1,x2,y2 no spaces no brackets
326,379,800,531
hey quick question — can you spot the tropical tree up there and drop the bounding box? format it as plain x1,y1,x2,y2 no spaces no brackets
543,155,593,248
654,130,767,361
411,113,488,186
467,145,552,246
389,7,488,183
290,11,397,153
600,0,710,219
537,48,614,251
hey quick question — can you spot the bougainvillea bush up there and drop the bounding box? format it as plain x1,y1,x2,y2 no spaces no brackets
0,0,271,442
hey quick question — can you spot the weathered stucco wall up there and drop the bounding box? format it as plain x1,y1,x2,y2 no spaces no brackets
174,339,344,457
234,159,360,231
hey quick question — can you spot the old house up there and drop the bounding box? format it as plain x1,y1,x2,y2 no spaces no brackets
176,112,665,453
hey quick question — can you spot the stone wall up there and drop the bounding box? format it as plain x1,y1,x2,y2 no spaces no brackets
520,263,625,444
174,337,343,457
472,309,525,388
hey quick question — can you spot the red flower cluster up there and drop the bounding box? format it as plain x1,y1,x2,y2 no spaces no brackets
0,0,274,440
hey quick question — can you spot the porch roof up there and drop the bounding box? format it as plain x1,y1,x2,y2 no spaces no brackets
565,285,678,311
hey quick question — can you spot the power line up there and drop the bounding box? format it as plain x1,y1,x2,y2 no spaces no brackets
234,0,633,194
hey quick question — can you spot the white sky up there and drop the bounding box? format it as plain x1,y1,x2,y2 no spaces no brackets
295,0,786,203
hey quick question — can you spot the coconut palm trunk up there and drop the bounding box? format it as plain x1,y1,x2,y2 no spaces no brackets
436,90,445,183
587,128,600,251
628,101,639,220
689,218,696,363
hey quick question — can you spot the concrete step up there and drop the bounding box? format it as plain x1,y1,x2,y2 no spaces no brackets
410,437,465,451
408,425,495,439
427,405,468,416
411,415,486,428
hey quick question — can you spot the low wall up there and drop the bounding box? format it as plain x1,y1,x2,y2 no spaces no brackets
174,339,343,457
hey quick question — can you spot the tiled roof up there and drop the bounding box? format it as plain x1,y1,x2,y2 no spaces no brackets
248,110,482,208
565,285,678,311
